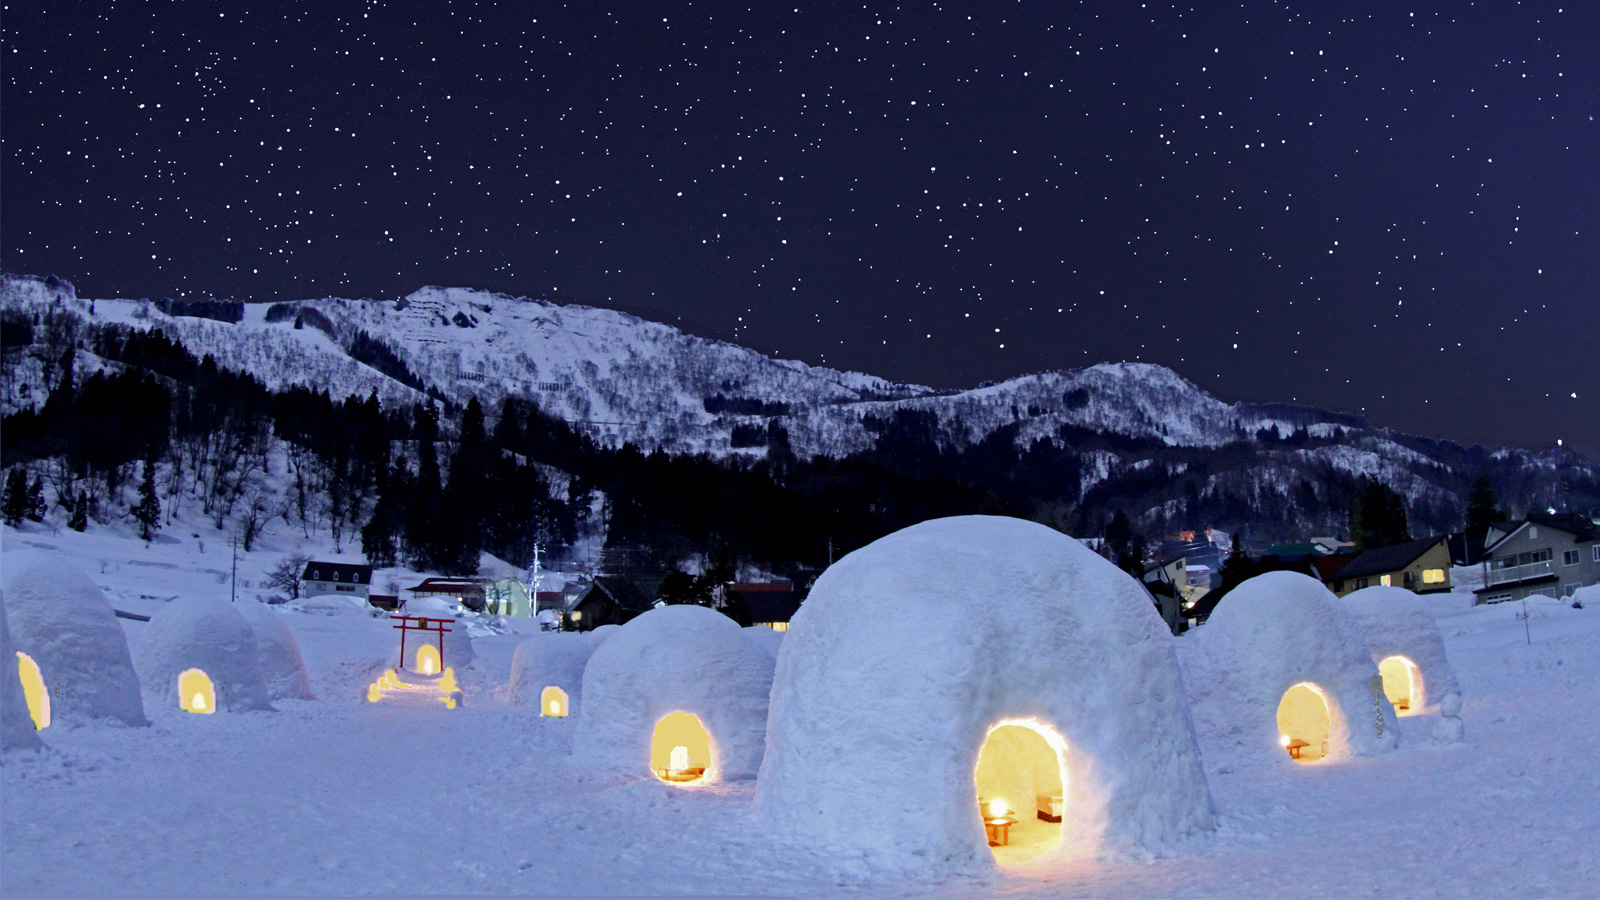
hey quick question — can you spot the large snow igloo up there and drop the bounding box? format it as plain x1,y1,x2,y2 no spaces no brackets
136,597,275,714
508,632,593,718
755,516,1215,873
1339,585,1463,740
1,551,148,729
1181,571,1399,768
573,604,774,785
2,590,45,752
235,601,316,701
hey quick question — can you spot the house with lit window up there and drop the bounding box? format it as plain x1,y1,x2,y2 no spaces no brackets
302,561,373,600
1474,513,1600,604
1321,536,1452,597
566,576,654,631
726,583,802,631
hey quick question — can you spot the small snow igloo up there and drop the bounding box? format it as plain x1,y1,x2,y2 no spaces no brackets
1339,586,1462,729
235,601,316,701
508,632,593,717
2,551,148,729
755,516,1215,873
135,597,275,714
2,590,44,752
573,604,774,785
393,615,475,675
1182,571,1399,768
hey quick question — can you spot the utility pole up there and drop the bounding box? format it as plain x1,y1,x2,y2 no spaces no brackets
230,534,239,603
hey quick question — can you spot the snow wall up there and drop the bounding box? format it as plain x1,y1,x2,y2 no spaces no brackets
1339,585,1462,711
1,590,44,752
755,516,1216,874
235,601,316,701
1,550,148,727
135,596,276,713
1181,571,1399,771
573,604,774,781
508,632,593,714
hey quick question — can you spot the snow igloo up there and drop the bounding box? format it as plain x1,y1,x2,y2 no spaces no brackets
1340,585,1463,741
136,597,275,714
1181,571,1399,769
508,632,593,717
393,614,475,675
755,516,1215,873
235,601,316,701
573,604,774,785
1,551,148,729
2,590,44,752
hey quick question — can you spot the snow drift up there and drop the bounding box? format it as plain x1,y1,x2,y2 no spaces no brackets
135,597,276,713
573,604,774,782
1,550,148,727
755,515,1215,874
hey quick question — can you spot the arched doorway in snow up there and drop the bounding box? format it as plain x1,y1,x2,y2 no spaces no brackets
179,668,216,714
1378,655,1422,715
415,644,441,675
15,651,50,730
651,711,712,784
540,685,569,717
974,718,1069,864
1276,682,1331,762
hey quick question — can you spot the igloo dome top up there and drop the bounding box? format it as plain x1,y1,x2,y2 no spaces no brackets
1339,585,1462,707
235,601,315,701
581,624,620,649
1182,571,1398,769
755,515,1214,873
2,589,44,752
573,604,774,782
135,596,275,713
2,550,148,727
508,632,593,713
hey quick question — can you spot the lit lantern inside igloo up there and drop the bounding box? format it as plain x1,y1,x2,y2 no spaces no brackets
973,718,1068,863
1276,682,1331,762
651,711,711,783
179,668,217,714
540,685,569,717
415,644,441,675
1378,655,1422,715
15,651,50,730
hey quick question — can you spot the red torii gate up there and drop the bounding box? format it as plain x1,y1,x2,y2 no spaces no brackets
392,615,455,671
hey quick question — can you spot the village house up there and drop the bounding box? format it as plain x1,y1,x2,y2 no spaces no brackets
1475,513,1600,603
725,582,802,630
406,577,491,610
1322,536,1452,597
301,561,373,600
566,576,654,631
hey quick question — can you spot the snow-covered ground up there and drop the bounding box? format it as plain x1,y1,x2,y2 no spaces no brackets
4,521,1598,897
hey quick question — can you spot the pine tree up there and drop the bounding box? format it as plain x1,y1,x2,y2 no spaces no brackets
1466,476,1505,533
24,476,47,522
1,469,28,527
68,491,88,532
134,454,161,542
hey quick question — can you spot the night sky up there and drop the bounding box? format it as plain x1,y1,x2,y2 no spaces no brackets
4,2,1595,451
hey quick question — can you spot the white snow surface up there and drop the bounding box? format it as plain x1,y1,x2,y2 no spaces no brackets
234,601,316,702
1,550,148,727
756,516,1215,876
507,632,592,713
573,604,774,782
1339,585,1463,709
581,623,621,649
741,624,785,658
1180,571,1399,772
0,589,44,752
134,596,276,713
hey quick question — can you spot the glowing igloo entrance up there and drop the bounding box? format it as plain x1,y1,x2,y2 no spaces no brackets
179,668,216,714
414,644,441,675
15,651,50,730
540,685,569,717
974,719,1068,864
1378,655,1422,715
652,712,711,784
1276,683,1330,762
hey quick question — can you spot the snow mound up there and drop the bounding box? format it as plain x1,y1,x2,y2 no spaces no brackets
741,625,784,658
1,550,148,727
135,597,276,713
1340,586,1462,712
235,601,316,701
1,589,44,752
294,594,372,616
582,623,621,648
755,515,1215,874
1181,571,1398,771
507,633,593,714
393,613,474,671
573,604,774,782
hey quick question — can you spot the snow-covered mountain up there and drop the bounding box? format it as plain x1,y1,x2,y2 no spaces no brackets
4,274,1595,534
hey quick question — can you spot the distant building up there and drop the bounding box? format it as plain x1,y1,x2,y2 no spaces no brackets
1322,537,1452,597
406,577,491,610
1142,555,1209,634
1475,513,1600,603
725,582,801,630
567,576,654,630
302,561,373,600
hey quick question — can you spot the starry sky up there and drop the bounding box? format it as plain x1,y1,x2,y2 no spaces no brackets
4,1,1595,451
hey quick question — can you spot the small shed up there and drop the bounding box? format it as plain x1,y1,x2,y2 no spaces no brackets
135,597,276,714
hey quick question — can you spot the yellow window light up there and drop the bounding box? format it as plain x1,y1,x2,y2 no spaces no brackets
16,651,49,730
178,668,216,714
651,712,712,784
416,644,441,675
540,685,569,718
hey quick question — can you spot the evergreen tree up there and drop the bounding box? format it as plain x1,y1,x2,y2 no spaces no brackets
1,469,28,526
1350,477,1411,551
134,454,161,541
68,491,88,532
1466,476,1505,533
24,476,46,522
